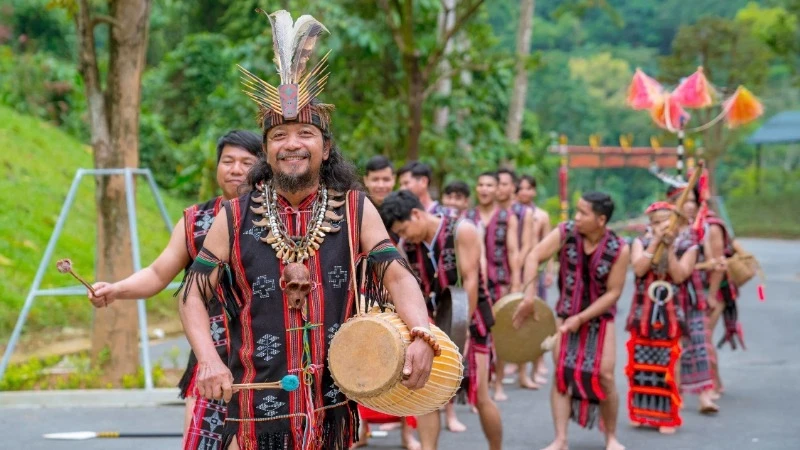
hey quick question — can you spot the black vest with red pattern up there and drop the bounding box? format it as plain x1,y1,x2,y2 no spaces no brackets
221,188,364,448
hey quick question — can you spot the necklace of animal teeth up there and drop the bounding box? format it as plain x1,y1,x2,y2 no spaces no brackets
257,182,330,263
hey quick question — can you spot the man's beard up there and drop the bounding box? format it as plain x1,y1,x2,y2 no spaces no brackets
273,168,318,194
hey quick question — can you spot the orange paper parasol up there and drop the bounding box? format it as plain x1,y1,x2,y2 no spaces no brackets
649,93,690,131
724,86,763,128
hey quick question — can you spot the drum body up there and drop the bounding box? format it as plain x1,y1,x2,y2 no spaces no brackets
491,293,556,363
434,286,469,353
328,311,463,416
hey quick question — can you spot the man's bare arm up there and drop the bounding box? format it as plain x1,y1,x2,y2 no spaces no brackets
455,221,481,319
522,227,562,301
90,219,191,305
360,200,433,389
506,214,521,291
539,210,555,276
519,209,535,265
704,225,725,305
576,243,630,322
178,208,231,364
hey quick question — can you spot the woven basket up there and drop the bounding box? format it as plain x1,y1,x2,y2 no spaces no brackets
728,252,759,287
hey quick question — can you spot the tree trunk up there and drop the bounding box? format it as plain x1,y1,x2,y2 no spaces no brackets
406,53,424,162
76,0,151,383
505,0,535,143
433,0,457,132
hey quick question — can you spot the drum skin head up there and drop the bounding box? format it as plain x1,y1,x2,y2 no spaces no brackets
328,315,406,398
491,293,556,363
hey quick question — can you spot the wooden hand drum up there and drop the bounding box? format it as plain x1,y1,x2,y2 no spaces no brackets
491,293,556,363
328,311,463,417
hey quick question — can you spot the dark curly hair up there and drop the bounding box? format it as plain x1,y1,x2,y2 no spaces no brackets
246,129,360,193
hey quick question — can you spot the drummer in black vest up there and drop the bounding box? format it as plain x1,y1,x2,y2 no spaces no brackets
381,190,503,450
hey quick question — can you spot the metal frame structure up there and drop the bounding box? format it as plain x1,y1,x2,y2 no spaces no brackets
0,168,175,390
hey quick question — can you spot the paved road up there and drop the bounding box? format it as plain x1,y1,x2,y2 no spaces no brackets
3,238,800,450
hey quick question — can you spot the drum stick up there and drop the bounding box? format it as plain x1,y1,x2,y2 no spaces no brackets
232,375,300,393
55,258,96,296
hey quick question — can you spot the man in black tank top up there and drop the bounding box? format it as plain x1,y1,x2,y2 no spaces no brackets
381,190,503,450
87,130,261,449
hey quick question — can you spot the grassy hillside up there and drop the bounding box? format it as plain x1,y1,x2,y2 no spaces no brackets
0,106,188,349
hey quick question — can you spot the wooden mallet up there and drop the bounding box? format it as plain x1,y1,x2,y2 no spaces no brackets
56,258,96,296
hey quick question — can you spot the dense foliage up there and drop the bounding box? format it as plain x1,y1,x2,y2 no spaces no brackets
1,0,798,221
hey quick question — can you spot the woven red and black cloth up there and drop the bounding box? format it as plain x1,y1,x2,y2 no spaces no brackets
624,232,690,429
175,196,231,450
464,207,512,302
180,189,398,450
625,330,682,428
554,221,625,429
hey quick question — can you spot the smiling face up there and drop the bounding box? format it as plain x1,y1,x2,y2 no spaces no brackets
216,145,259,199
475,175,498,207
364,167,396,205
265,123,329,193
390,209,428,244
442,192,469,212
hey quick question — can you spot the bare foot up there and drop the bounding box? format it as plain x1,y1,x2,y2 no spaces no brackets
493,388,508,402
519,376,541,390
606,435,626,450
629,420,642,428
446,416,467,433
658,426,676,435
351,424,369,448
470,405,478,414
537,366,549,376
401,428,421,450
540,439,568,450
699,391,720,414
378,422,401,431
504,364,518,376
709,390,721,401
534,373,548,385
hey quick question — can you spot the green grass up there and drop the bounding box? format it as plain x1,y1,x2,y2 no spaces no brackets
0,105,189,347
727,194,800,239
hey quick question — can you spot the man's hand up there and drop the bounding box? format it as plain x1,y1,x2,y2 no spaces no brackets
512,297,538,329
88,282,116,308
401,339,434,390
195,358,234,402
558,315,582,334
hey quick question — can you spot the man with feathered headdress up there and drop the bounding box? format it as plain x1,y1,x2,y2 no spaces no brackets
178,10,435,450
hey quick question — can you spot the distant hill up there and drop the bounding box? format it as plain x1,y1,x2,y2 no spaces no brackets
0,106,188,345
